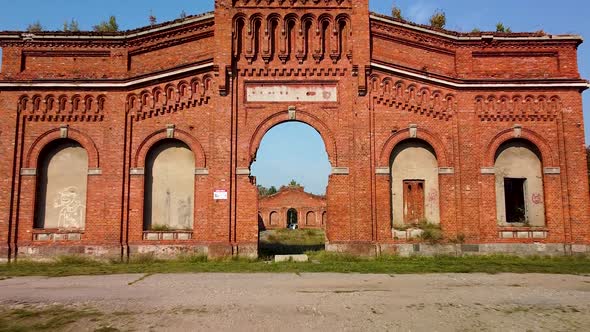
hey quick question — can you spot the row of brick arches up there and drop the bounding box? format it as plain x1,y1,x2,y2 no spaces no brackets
31,128,546,239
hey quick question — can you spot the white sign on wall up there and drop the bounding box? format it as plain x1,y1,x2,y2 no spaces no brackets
246,84,338,103
214,189,228,200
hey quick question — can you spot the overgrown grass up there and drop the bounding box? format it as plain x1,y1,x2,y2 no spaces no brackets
261,229,325,246
1,254,590,277
0,305,103,331
259,229,326,257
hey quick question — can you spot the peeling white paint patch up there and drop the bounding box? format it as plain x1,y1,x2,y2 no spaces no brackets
246,84,338,103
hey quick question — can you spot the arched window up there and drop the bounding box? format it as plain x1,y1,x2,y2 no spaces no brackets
306,211,316,226
494,139,545,226
322,211,327,226
287,208,298,228
35,139,88,230
390,139,440,227
144,139,195,231
269,211,279,226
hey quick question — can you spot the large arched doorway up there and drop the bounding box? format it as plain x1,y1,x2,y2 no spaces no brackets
252,121,331,256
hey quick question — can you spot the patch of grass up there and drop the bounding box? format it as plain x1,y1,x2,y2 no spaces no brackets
149,224,172,231
1,254,590,277
0,305,103,331
128,253,162,265
259,229,326,257
420,227,443,244
94,327,120,332
261,229,325,246
56,255,100,265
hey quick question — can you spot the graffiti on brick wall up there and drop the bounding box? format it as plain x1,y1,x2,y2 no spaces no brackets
54,186,85,229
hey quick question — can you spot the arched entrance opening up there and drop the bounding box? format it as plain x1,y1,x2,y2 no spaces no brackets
252,121,331,256
287,208,298,229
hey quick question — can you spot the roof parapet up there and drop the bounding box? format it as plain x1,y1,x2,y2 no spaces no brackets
0,12,214,42
370,13,583,43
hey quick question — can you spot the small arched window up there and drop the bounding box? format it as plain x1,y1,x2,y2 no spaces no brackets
306,211,316,226
270,211,279,226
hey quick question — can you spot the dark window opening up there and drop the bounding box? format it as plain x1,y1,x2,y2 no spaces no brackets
504,178,526,223
287,208,298,229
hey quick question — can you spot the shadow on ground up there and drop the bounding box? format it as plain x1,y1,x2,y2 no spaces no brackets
258,229,326,258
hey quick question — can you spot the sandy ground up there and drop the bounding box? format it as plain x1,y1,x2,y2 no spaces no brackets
1,273,590,331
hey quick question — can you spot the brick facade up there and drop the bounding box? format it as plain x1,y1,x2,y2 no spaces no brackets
258,186,326,230
0,0,589,260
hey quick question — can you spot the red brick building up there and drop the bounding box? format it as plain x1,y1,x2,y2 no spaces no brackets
1,0,589,261
259,185,326,230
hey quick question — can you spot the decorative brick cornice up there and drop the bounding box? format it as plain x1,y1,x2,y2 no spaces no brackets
18,94,105,122
370,74,456,120
233,0,352,8
476,94,561,121
126,74,213,121
239,67,347,77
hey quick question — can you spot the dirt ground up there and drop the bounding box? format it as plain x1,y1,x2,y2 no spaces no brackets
1,273,590,331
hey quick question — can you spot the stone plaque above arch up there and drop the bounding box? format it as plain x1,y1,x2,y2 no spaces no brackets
246,83,338,103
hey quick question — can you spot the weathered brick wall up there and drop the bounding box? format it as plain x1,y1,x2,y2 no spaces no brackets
0,0,588,260
259,186,326,229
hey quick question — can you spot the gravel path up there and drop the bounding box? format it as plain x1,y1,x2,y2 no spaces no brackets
1,273,590,331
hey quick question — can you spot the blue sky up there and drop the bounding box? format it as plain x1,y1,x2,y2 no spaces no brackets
0,1,588,194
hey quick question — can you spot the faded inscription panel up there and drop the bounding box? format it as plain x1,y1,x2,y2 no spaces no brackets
43,145,88,229
246,84,337,103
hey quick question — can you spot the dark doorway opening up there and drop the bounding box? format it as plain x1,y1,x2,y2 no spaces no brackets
504,178,527,223
403,180,425,225
287,208,298,229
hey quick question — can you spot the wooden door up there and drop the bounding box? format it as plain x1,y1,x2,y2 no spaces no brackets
403,180,425,224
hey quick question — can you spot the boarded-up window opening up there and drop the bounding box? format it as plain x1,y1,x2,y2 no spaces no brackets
144,139,195,231
504,178,527,223
269,211,279,226
35,139,88,230
306,211,316,226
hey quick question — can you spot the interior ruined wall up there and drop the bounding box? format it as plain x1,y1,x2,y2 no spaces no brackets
390,140,440,227
145,141,195,230
37,142,88,230
495,142,545,227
